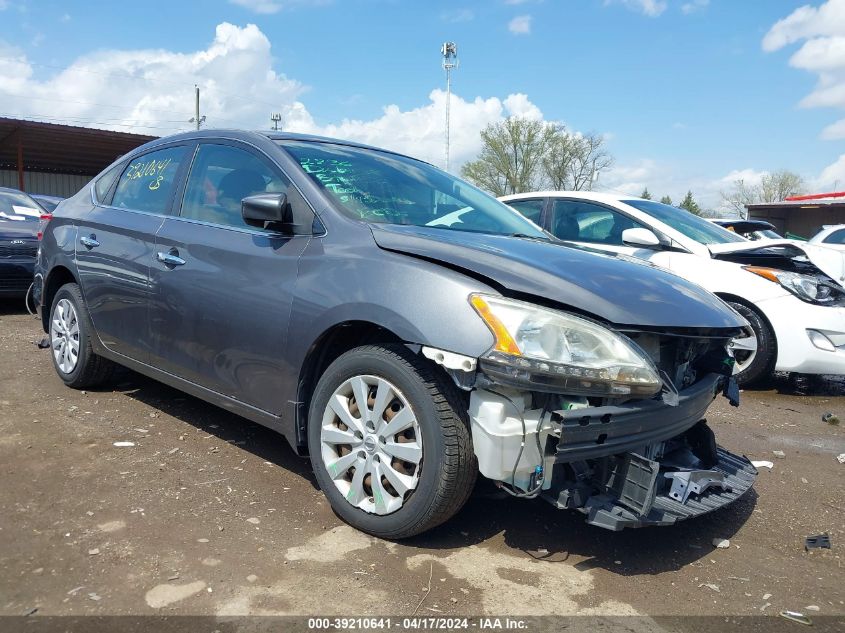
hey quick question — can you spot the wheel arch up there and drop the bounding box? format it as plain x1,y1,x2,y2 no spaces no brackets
294,320,408,454
41,266,79,333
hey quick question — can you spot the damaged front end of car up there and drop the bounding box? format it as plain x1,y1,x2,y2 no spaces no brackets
426,294,757,531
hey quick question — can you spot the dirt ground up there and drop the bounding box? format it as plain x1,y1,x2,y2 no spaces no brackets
1,297,843,626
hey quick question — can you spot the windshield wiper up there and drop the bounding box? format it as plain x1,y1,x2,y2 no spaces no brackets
508,232,551,241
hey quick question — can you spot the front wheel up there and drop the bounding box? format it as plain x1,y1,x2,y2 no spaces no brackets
307,344,476,539
726,301,776,387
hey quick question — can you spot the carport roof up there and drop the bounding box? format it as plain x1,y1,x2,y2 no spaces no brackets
0,117,156,176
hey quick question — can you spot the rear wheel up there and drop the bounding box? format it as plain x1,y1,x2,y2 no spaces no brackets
308,344,476,538
727,301,776,387
49,283,116,389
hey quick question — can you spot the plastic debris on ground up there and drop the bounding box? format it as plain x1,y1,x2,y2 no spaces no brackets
772,450,786,459
822,412,840,425
113,441,135,447
751,460,774,470
779,611,812,626
804,533,831,550
712,538,730,549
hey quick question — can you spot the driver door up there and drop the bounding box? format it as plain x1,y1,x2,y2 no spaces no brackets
149,141,312,414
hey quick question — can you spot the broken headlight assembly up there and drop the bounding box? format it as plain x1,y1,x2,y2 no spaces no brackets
744,266,845,306
469,293,661,397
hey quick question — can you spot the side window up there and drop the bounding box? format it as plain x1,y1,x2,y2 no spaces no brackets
111,146,186,213
824,229,845,244
507,199,544,225
550,199,643,245
180,144,290,230
94,161,124,203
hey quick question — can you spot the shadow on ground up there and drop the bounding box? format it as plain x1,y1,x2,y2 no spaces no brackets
0,297,32,316
743,371,845,397
88,365,759,579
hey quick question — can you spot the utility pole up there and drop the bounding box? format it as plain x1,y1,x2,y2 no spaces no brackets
189,85,206,130
441,42,458,173
270,113,283,131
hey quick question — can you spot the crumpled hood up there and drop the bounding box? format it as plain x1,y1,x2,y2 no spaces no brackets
371,224,746,330
709,240,845,287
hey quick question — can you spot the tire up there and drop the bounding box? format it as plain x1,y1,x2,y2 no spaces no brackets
48,283,116,389
307,344,477,539
726,300,776,387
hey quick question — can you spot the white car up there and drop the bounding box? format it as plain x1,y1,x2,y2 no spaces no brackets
501,191,845,385
809,224,845,250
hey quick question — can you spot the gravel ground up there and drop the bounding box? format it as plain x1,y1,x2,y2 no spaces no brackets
1,298,843,626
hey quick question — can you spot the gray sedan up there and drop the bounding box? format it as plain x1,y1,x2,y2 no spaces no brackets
33,130,755,537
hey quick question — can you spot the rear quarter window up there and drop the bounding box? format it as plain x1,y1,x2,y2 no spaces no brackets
111,146,187,213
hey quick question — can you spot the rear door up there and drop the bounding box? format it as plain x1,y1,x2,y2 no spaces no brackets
149,140,311,413
75,144,189,362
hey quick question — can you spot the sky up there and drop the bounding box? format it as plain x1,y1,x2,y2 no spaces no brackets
1,0,845,210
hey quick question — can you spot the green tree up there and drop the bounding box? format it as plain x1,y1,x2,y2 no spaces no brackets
460,118,557,196
461,119,613,195
659,195,672,205
678,190,702,216
640,187,652,200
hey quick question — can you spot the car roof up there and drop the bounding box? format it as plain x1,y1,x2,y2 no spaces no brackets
500,191,637,205
131,129,424,163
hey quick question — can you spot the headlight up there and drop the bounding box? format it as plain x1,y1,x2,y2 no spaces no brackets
469,293,661,397
744,266,845,305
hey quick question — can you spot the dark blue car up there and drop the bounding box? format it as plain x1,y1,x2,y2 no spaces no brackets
0,187,44,297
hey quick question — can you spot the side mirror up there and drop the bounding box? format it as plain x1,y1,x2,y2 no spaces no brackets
241,193,292,230
622,227,661,249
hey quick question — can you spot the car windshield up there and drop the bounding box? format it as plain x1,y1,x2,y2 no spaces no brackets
622,199,746,245
280,141,548,238
0,190,43,222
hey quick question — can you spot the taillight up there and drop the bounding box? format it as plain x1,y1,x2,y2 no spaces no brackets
37,213,52,241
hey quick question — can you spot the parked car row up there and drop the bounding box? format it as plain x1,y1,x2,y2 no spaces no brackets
502,192,845,387
32,130,759,538
0,187,54,298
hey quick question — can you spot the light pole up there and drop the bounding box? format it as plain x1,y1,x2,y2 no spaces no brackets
441,42,458,172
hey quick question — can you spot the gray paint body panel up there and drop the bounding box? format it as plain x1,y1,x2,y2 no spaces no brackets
34,129,746,453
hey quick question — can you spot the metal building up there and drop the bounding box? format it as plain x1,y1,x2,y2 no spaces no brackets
746,192,845,240
0,117,155,198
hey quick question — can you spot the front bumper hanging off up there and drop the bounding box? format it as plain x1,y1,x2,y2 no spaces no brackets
570,448,757,531
542,374,758,530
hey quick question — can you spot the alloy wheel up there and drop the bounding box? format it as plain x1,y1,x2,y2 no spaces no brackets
730,332,758,374
51,298,80,374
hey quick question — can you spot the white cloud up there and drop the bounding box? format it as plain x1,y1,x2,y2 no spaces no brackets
508,14,532,35
0,23,306,135
0,22,550,172
228,0,330,14
229,0,282,13
762,1,845,145
681,0,709,15
441,8,474,23
60,12,70,22
815,153,845,188
604,0,668,18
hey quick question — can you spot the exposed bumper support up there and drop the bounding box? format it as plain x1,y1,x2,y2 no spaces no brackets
552,374,723,463
573,447,757,531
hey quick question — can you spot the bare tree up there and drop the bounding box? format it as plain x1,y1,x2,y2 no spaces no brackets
543,131,612,191
460,118,556,196
721,170,804,218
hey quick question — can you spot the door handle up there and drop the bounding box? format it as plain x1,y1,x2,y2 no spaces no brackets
156,250,186,267
80,235,99,249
